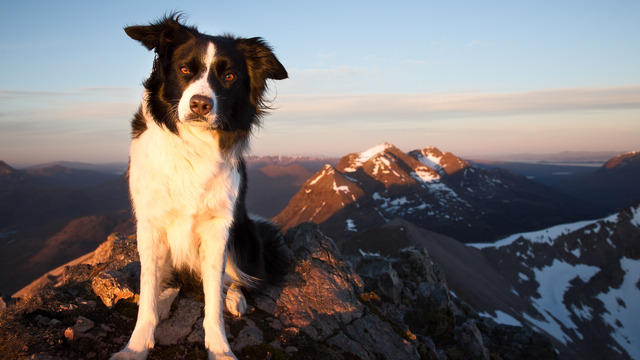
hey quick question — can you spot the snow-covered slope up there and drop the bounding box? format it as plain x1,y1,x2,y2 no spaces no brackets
472,203,640,360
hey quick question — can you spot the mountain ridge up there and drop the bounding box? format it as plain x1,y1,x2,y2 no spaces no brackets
553,150,640,215
274,142,592,243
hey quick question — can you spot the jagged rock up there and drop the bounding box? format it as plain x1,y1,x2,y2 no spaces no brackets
476,318,559,360
63,316,96,341
393,246,444,285
253,223,420,359
327,332,371,359
254,223,366,341
91,270,136,308
354,257,403,305
155,297,203,346
73,316,95,333
341,314,419,360
348,245,557,360
455,319,490,360
232,319,264,352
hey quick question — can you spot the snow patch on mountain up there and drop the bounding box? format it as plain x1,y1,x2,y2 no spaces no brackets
480,310,522,327
308,165,334,186
333,180,350,194
373,192,427,216
598,257,640,359
371,155,402,178
631,205,640,227
412,149,445,174
345,219,358,232
526,260,600,344
342,142,394,172
425,180,464,202
411,165,440,183
472,219,601,249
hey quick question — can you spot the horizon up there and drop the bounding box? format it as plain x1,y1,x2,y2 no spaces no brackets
1,1,639,164
2,146,628,169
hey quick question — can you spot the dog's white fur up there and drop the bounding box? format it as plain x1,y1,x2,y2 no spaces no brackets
112,45,245,360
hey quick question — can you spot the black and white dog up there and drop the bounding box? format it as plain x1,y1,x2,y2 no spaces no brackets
113,14,288,360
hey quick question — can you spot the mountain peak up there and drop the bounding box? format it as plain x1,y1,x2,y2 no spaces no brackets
409,147,470,176
273,164,366,231
0,160,15,175
603,150,640,170
336,143,443,189
26,164,74,176
339,142,400,173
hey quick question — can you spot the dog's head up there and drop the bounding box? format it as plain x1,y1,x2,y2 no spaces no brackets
125,14,287,140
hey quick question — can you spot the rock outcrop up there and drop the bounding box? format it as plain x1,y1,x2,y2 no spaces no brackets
0,224,556,359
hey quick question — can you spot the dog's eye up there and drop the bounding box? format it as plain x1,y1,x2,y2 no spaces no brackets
224,73,236,82
180,66,190,74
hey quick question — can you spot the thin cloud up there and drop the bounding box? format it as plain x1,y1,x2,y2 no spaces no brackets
0,87,139,98
275,85,640,120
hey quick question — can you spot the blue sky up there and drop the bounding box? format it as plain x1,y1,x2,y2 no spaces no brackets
1,0,639,164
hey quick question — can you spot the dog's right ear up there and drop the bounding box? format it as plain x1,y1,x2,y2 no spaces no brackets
125,13,196,52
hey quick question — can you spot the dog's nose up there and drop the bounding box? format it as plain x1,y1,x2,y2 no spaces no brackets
189,95,213,116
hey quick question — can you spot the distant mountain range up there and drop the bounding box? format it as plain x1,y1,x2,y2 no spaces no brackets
274,143,598,244
0,161,132,295
470,150,621,164
473,151,640,217
553,151,640,216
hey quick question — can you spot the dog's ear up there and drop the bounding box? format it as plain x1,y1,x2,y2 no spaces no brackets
237,38,288,82
236,38,288,105
125,14,195,52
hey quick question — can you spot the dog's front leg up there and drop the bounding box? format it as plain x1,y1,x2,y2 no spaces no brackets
198,218,237,360
112,224,169,360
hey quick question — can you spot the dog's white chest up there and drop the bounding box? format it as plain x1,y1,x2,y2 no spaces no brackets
129,121,241,268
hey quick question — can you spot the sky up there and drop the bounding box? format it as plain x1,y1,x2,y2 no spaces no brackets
1,0,639,165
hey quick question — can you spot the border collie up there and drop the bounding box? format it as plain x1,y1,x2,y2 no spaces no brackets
112,14,288,360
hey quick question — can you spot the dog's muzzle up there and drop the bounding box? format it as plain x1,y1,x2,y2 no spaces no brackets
190,95,213,116
184,95,223,129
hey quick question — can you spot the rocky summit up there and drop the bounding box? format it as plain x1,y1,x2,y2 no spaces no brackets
0,224,554,360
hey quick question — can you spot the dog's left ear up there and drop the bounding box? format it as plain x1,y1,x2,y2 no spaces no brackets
124,14,195,53
237,37,288,83
236,38,287,107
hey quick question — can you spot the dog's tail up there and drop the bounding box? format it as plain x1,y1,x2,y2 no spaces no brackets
225,215,290,289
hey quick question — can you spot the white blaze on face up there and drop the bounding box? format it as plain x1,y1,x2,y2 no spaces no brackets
178,42,217,123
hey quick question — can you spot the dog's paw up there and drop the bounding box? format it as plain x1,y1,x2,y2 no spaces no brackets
225,284,247,317
110,348,149,360
157,287,180,320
